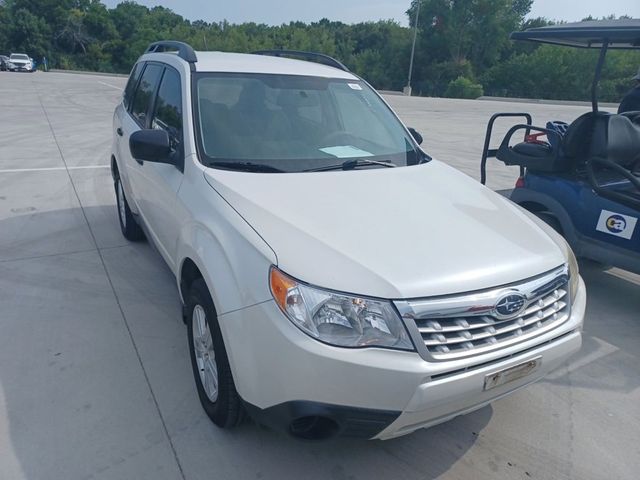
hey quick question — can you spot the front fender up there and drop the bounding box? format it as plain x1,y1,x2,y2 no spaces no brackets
175,215,277,316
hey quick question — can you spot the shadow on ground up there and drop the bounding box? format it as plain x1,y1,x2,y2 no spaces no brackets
2,204,640,479
0,206,493,480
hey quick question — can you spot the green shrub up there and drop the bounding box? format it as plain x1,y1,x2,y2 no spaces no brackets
417,60,475,97
444,76,484,99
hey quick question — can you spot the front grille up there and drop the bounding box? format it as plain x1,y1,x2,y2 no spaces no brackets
417,286,568,356
395,266,571,360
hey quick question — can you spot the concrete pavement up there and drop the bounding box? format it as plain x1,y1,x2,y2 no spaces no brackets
0,70,638,480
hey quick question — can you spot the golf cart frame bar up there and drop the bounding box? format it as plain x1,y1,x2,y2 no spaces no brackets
592,42,609,112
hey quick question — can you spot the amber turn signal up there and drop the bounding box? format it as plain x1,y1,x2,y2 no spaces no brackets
270,266,297,311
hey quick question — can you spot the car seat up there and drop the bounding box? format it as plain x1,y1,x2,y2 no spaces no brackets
230,81,291,145
199,99,240,158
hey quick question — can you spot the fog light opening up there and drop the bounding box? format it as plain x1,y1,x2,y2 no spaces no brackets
289,416,339,440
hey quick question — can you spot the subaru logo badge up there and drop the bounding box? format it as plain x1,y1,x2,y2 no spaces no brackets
495,293,526,318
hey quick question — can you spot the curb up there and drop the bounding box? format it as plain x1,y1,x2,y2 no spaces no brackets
478,96,619,109
378,90,404,96
49,69,128,78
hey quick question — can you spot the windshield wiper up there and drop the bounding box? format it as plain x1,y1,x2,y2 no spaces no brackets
305,158,397,172
208,161,284,173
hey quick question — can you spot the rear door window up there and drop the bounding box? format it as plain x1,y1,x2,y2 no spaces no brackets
130,63,163,127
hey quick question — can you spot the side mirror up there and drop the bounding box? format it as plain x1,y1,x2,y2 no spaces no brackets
408,127,423,145
129,129,172,163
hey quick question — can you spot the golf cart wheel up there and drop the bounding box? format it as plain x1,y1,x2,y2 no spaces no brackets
534,212,563,235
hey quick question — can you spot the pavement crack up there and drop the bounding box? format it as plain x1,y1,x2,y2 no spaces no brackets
0,247,98,264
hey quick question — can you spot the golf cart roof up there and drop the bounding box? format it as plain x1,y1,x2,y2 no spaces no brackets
511,19,640,49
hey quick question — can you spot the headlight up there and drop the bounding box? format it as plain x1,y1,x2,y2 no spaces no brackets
270,266,414,351
567,245,579,303
540,225,579,303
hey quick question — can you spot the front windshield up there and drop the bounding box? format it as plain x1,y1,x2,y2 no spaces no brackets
194,73,424,172
11,54,29,60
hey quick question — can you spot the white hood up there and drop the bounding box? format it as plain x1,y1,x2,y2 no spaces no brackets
204,160,565,299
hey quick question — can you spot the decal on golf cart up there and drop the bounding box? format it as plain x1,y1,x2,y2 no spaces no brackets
596,210,637,240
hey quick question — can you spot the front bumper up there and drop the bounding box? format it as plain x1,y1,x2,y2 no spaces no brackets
218,277,585,440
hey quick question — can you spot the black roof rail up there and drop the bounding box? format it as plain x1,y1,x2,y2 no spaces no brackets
251,49,350,72
146,41,198,63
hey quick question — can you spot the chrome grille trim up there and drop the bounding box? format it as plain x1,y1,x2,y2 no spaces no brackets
395,265,571,361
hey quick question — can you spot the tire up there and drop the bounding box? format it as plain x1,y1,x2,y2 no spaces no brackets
187,278,243,428
115,176,145,241
534,211,563,235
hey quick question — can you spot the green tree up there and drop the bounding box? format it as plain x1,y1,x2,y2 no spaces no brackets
6,7,50,57
56,8,92,53
0,4,10,51
0,0,635,102
406,0,532,95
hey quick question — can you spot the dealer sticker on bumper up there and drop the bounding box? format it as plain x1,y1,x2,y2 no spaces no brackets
484,356,541,391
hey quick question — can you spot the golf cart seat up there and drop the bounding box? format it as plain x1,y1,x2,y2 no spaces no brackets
497,139,568,174
496,111,640,175
577,112,640,167
611,111,640,168
495,113,603,173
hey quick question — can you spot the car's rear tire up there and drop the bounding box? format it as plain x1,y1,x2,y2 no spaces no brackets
115,176,145,241
187,279,244,428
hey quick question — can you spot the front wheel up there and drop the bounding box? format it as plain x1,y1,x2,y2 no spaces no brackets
187,279,243,428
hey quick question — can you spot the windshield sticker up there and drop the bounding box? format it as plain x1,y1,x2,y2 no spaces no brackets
320,146,374,158
596,210,637,240
348,83,363,90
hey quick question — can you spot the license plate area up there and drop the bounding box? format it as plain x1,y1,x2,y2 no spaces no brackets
483,356,541,391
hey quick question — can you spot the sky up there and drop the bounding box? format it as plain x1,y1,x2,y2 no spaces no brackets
101,0,640,26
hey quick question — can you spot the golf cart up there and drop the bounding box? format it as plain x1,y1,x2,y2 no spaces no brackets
481,19,640,275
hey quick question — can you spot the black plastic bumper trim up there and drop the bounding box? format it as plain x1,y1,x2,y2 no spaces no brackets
243,399,401,440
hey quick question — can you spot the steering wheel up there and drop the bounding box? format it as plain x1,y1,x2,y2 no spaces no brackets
620,111,640,125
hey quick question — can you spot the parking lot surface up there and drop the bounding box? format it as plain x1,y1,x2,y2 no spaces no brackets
0,71,638,480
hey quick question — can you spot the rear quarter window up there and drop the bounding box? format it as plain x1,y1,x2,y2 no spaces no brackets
123,62,144,110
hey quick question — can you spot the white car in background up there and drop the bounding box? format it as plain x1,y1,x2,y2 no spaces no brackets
111,41,586,440
7,53,33,72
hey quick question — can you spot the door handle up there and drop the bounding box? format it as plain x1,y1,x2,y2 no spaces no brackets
116,127,123,136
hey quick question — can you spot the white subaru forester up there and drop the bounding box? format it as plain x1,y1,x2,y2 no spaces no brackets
111,41,586,440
